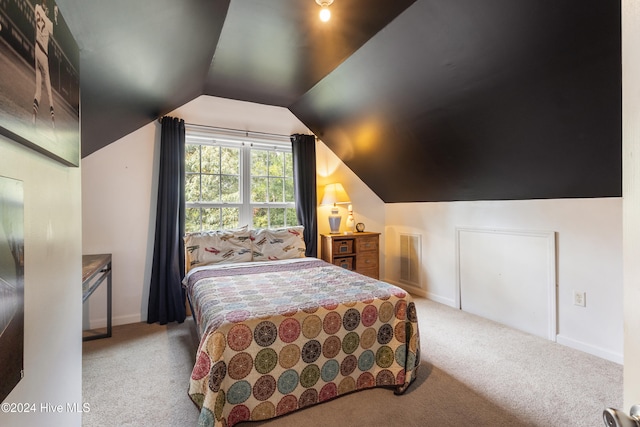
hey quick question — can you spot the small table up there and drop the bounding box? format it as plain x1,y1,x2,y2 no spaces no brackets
82,254,112,341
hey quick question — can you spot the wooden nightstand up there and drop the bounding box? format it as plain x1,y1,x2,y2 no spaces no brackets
320,232,380,279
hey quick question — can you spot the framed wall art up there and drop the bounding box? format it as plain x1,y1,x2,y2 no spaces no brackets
0,0,80,167
0,175,24,403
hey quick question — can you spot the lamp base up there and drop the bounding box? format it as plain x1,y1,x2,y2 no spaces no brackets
328,209,342,234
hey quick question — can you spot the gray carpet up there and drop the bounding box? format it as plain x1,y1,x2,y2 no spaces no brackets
82,298,622,427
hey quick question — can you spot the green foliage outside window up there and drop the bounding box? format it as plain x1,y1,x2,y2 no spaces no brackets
250,150,294,204
185,141,297,232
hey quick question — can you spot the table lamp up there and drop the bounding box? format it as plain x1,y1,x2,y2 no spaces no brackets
321,183,350,234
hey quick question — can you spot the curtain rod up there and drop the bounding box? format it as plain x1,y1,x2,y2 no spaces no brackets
186,122,293,140
158,117,311,141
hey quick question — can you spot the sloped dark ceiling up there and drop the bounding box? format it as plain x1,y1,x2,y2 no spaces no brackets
54,0,621,202
291,0,622,201
56,0,415,157
203,0,417,107
56,0,231,157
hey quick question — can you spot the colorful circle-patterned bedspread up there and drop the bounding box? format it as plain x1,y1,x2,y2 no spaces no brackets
184,258,420,427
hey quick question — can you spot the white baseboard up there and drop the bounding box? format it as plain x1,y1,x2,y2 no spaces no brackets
383,279,457,308
424,292,457,308
556,334,623,364
89,314,141,329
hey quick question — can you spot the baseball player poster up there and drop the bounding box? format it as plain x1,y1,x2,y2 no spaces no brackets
0,0,79,167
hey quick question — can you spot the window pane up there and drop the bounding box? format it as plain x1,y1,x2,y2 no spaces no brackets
251,150,268,176
185,207,201,233
185,136,296,230
286,207,298,226
200,145,219,174
269,151,285,176
251,177,268,202
284,177,294,202
285,153,293,177
185,174,201,202
185,145,200,173
221,175,240,202
270,208,285,228
253,207,268,228
201,174,220,202
221,207,240,229
269,177,284,202
202,208,220,231
221,147,240,175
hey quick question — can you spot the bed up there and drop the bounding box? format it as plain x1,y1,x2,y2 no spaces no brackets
183,226,420,427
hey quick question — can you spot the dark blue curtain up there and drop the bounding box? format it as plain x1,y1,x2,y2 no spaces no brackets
147,116,186,324
291,134,317,257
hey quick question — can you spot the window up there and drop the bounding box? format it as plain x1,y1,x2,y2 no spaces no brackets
184,126,297,232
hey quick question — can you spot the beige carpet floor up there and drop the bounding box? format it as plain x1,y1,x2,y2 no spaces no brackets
82,297,622,427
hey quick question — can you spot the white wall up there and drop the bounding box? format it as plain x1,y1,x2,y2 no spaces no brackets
622,0,640,409
82,123,158,326
0,135,83,426
385,198,623,363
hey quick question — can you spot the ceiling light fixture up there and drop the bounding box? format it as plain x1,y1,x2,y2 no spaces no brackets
315,0,334,22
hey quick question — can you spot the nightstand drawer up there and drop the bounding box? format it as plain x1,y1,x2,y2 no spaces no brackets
334,257,354,270
356,251,378,271
333,239,354,255
357,236,378,252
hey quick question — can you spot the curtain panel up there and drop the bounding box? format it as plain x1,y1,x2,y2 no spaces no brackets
147,116,186,324
290,134,318,257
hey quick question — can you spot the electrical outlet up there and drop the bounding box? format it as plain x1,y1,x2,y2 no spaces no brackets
573,290,586,307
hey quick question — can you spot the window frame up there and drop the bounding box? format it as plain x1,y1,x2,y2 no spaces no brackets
185,125,296,232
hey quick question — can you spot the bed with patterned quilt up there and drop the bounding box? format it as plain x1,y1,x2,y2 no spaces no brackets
182,226,420,427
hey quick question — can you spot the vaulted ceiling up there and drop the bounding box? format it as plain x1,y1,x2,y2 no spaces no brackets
54,0,621,202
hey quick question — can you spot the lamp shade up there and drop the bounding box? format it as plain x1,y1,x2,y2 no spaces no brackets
321,183,350,206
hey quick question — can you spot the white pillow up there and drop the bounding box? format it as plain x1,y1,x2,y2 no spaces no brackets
251,226,306,261
184,228,252,270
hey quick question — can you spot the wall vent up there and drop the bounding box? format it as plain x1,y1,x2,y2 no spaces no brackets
400,233,421,286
